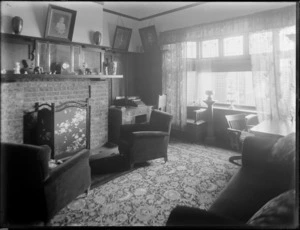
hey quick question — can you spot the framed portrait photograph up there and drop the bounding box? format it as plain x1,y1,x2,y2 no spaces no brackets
112,26,132,51
44,5,77,41
139,25,159,52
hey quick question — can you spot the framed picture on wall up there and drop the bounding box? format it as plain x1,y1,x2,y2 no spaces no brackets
44,4,77,41
139,25,159,52
112,26,132,51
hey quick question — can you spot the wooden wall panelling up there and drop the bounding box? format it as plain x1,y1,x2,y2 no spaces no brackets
136,50,162,106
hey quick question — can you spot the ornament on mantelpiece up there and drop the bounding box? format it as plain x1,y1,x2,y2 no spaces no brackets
103,58,109,75
13,62,21,74
12,16,23,34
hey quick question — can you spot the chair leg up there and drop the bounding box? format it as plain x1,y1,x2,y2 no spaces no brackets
44,221,51,226
164,156,168,163
130,163,134,170
85,186,90,196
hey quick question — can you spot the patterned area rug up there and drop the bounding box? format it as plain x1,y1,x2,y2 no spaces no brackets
50,139,240,226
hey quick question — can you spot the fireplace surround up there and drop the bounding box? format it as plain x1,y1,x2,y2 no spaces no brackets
1,77,109,154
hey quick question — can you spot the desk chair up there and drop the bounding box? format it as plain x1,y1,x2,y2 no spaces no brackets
225,113,258,165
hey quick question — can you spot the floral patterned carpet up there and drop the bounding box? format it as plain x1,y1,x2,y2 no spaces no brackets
50,139,240,226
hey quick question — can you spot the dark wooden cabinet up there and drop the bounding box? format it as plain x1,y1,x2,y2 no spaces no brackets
135,50,162,106
106,52,139,105
106,50,162,108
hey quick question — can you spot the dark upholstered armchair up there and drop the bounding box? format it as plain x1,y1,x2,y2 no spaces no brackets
118,109,173,169
0,143,91,226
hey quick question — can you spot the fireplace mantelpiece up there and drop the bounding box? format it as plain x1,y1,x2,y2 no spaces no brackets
1,74,123,83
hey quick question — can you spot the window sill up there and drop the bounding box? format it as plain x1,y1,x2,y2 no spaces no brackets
195,103,257,114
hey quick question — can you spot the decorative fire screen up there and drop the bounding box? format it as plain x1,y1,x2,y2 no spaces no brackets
24,99,90,160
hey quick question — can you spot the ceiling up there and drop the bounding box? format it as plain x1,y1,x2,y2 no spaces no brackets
102,1,295,21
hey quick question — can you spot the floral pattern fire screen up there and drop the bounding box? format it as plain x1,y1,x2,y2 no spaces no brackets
54,103,88,159
26,100,91,160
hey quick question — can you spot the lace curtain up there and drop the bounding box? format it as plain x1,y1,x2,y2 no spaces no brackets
250,26,296,122
162,43,187,131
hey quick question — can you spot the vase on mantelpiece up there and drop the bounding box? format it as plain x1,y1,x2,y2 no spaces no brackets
108,57,117,75
93,31,102,45
12,16,23,34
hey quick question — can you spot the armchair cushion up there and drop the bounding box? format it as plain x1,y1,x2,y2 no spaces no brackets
132,131,169,138
269,132,295,164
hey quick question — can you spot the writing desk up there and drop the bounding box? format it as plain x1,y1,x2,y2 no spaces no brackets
250,119,295,138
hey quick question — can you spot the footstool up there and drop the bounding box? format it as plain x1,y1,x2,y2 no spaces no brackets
89,154,129,174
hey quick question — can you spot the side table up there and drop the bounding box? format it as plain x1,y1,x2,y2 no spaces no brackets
186,120,207,143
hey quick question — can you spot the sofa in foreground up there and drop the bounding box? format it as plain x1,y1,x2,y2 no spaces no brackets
167,133,297,228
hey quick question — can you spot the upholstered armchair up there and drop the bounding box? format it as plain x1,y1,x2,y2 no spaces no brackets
0,143,91,226
118,109,173,169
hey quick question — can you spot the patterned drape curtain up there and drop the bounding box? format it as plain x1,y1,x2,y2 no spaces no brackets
162,43,187,131
160,6,295,45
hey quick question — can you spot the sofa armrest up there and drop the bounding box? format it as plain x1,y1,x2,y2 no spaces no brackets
44,149,91,219
167,205,244,226
242,135,280,168
46,149,90,183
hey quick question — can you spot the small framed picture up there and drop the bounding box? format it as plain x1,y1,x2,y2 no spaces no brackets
139,25,159,52
112,26,132,51
44,4,77,41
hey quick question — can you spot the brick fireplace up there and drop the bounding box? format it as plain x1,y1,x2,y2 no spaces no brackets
1,77,109,154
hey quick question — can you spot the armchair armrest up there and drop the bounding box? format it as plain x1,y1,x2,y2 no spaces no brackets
194,109,206,122
242,135,279,168
120,123,151,137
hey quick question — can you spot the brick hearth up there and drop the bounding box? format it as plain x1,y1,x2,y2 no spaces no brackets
1,77,109,153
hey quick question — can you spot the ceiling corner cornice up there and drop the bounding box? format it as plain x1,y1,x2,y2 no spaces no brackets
103,2,207,21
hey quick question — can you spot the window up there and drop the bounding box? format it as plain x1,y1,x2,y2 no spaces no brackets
279,26,296,51
249,31,273,54
187,71,255,106
202,39,219,58
187,42,197,58
223,36,243,56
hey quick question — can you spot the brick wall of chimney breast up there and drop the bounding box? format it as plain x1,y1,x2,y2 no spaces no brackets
1,78,109,152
